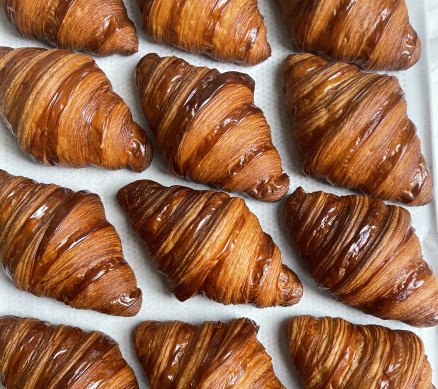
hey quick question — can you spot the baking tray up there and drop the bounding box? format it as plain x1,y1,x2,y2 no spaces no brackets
0,0,436,387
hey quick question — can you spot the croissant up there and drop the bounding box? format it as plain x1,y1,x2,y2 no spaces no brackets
279,0,421,71
0,47,152,172
288,316,434,389
117,179,303,307
136,53,289,201
0,169,142,316
134,318,285,388
0,316,138,388
0,0,138,56
137,0,270,65
285,187,438,327
283,53,432,205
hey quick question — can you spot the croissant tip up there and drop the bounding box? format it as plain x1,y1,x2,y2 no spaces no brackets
104,288,143,317
406,177,433,206
279,265,304,306
285,187,307,216
117,179,161,210
0,315,17,329
283,53,330,79
0,47,13,59
248,173,290,202
247,41,271,66
400,26,422,70
0,168,11,179
291,186,306,196
135,53,161,87
134,320,166,349
96,27,139,56
243,20,271,66
127,123,154,172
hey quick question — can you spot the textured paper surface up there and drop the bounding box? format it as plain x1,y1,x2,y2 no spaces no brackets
0,1,436,387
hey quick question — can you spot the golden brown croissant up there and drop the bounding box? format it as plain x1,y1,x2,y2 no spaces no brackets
279,0,421,71
117,179,303,307
283,53,432,205
134,318,285,388
1,0,138,56
136,53,289,201
0,316,138,388
0,47,152,172
0,169,142,316
137,0,271,65
288,316,434,389
285,187,438,327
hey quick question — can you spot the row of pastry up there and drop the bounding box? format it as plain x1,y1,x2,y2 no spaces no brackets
0,315,433,388
0,47,431,205
0,0,421,71
0,169,436,325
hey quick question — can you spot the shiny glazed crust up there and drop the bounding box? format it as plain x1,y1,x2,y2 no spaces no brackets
134,318,285,388
137,0,271,65
279,0,421,71
0,170,142,316
0,0,138,56
117,179,303,307
288,316,434,389
283,53,432,206
0,316,139,388
0,47,153,172
285,187,438,327
136,53,289,202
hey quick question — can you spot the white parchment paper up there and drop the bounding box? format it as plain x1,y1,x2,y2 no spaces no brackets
0,1,436,387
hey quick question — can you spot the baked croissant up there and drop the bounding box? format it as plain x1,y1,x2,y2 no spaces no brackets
0,0,138,56
136,53,289,201
283,53,432,205
0,47,152,172
0,316,138,388
117,179,303,307
279,0,421,71
285,187,438,327
137,0,271,65
288,316,434,389
0,169,142,316
134,318,285,388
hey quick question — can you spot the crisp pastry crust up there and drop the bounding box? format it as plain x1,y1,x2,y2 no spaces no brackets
134,318,285,388
0,169,142,316
285,187,438,327
279,0,421,71
0,316,139,388
288,316,434,389
0,47,152,172
137,0,271,65
283,53,432,205
136,53,289,201
118,179,303,307
0,0,138,56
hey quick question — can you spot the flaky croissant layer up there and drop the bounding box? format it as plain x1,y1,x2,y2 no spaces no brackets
0,316,139,388
0,47,153,172
283,53,432,205
285,187,438,327
136,53,289,201
288,316,434,389
135,318,285,388
279,0,421,71
0,169,142,316
137,0,271,65
1,0,138,55
118,179,303,307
